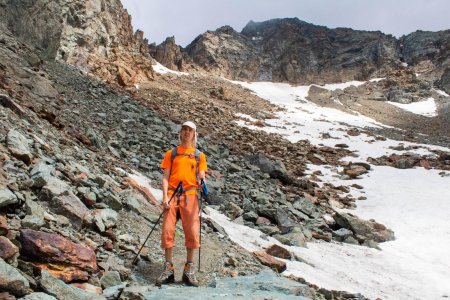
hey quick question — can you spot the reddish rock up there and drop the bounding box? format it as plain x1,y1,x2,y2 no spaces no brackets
0,215,8,236
103,241,113,251
0,236,19,260
36,263,89,283
18,229,98,272
0,292,16,300
344,165,368,178
417,159,432,169
265,244,292,259
253,251,286,273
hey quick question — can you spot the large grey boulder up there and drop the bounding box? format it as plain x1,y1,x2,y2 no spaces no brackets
30,163,54,188
0,257,30,296
93,209,118,232
6,129,33,164
39,177,71,201
51,193,92,229
40,271,105,300
0,188,18,208
247,153,290,183
275,208,296,234
20,292,57,300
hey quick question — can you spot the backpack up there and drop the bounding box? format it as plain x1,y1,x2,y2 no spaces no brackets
169,146,202,193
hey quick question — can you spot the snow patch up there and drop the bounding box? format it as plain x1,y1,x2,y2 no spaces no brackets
436,89,449,97
387,97,437,117
152,61,188,76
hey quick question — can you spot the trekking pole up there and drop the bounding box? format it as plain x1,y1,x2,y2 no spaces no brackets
198,179,208,272
198,191,202,272
132,181,182,266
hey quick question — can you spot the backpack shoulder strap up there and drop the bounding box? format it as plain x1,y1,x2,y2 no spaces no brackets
169,146,178,177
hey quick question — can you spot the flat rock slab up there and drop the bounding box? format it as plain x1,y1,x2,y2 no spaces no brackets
0,236,19,261
0,188,18,208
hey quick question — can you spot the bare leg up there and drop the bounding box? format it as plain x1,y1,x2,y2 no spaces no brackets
186,248,195,262
165,247,173,261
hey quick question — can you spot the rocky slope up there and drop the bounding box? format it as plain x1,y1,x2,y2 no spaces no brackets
0,12,379,300
0,0,154,86
0,0,449,299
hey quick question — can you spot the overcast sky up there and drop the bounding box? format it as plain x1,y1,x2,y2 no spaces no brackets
121,0,449,47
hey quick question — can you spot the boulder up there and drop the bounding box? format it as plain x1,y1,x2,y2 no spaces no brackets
275,208,296,234
20,292,57,300
40,271,105,300
100,271,122,289
39,178,71,201
93,209,118,232
292,197,316,217
0,236,19,262
51,193,92,229
18,229,98,275
0,215,8,235
253,251,286,273
30,163,54,188
6,129,33,164
333,211,395,243
247,153,290,183
0,94,26,116
0,188,18,208
0,257,30,296
265,244,291,259
274,227,307,247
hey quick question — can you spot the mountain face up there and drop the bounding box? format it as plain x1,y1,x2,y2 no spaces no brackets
185,19,400,85
0,0,154,86
152,18,449,91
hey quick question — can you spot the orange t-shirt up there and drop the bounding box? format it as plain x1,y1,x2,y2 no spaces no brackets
160,147,208,195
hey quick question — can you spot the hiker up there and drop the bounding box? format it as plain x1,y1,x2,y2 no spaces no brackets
156,121,208,287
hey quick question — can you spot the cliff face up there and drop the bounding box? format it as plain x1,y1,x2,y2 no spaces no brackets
0,0,154,86
150,18,447,89
400,30,450,86
183,19,401,84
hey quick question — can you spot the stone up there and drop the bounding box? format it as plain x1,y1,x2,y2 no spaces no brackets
332,228,354,242
6,129,33,164
333,211,395,243
39,178,71,201
0,257,30,296
21,215,45,229
394,158,416,169
18,229,98,273
0,236,19,261
292,197,316,217
101,192,123,211
265,244,291,259
0,94,26,116
93,209,118,232
242,211,258,223
0,215,8,235
344,165,368,178
275,227,307,247
20,292,57,300
51,193,92,229
40,271,105,300
253,251,287,273
102,284,126,300
71,283,102,295
30,163,54,188
275,208,296,234
0,188,18,208
100,271,122,288
247,153,290,183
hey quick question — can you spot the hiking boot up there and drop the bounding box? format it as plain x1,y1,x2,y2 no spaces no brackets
155,261,174,286
182,262,199,287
